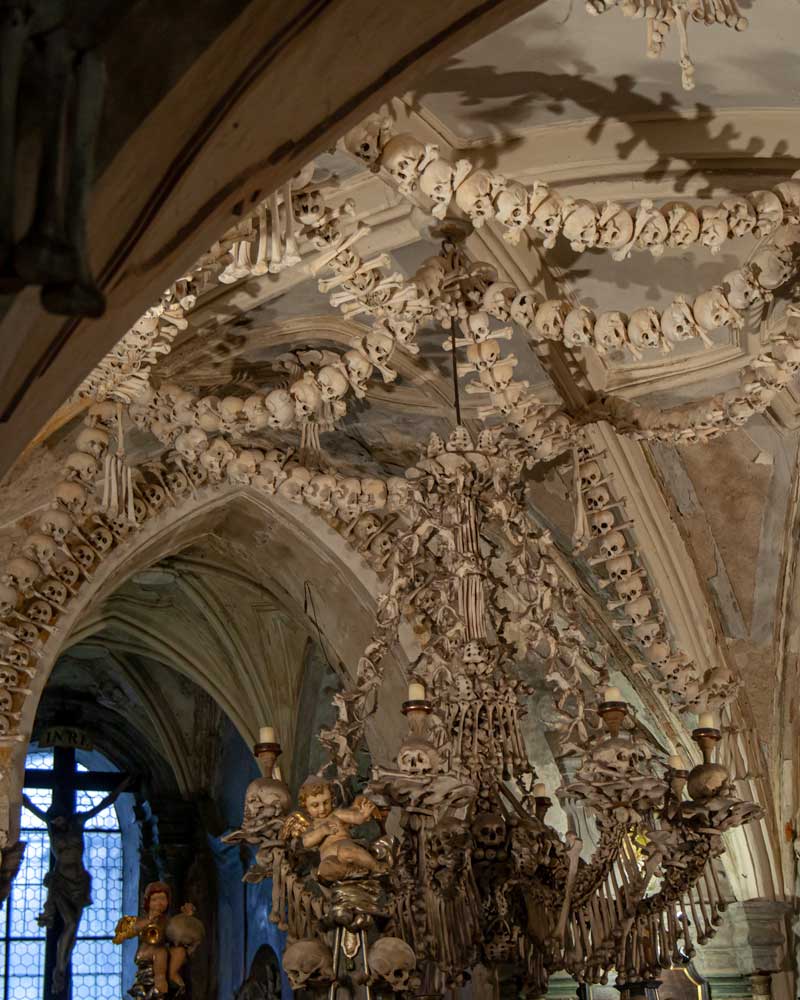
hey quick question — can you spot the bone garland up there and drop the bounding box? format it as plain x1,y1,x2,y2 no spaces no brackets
585,0,749,91
353,123,799,258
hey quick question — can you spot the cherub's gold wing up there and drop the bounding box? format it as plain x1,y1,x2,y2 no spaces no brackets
113,915,138,945
279,810,310,840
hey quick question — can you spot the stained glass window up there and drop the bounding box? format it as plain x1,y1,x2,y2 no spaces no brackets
0,749,126,1000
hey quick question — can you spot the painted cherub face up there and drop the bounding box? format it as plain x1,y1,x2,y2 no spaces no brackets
305,789,333,819
149,892,169,916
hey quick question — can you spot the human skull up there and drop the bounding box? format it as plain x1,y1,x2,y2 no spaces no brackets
495,180,533,241
291,186,325,227
364,330,395,366
305,473,337,510
386,477,411,513
397,737,439,775
368,937,416,993
625,595,652,625
627,308,662,353
634,621,661,647
634,201,669,255
75,427,110,460
509,291,538,331
73,544,96,570
606,555,633,583
749,190,783,237
615,575,643,602
55,481,89,518
87,400,118,428
721,196,757,237
661,297,699,344
242,776,292,826
54,560,80,590
333,477,362,518
692,288,741,332
647,640,672,668
368,531,393,564
482,283,515,323
534,300,570,341
563,307,595,348
751,246,793,291
379,134,438,194
227,449,263,486
360,478,387,511
343,350,373,396
467,340,501,371
418,158,471,219
562,199,599,251
594,312,628,354
471,812,506,848
774,179,800,225
264,388,295,430
140,483,166,513
4,557,41,596
278,467,313,504
40,509,76,545
23,534,58,571
218,396,245,432
699,206,729,253
166,469,191,497
196,396,222,433
454,168,501,227
663,202,700,248
242,394,269,432
463,311,492,342
530,186,564,247
599,530,627,560
64,451,98,485
316,364,350,402
596,202,634,250
579,461,603,491
0,582,18,617
40,578,68,607
282,939,334,991
200,439,235,481
344,115,392,167
723,268,764,310
26,599,53,627
0,665,20,688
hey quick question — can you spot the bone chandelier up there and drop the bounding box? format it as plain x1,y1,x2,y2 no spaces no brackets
220,229,762,995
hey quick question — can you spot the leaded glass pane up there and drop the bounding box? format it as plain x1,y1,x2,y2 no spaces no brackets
71,939,121,998
79,832,123,937
19,789,50,832
7,831,48,939
6,940,45,999
75,789,119,832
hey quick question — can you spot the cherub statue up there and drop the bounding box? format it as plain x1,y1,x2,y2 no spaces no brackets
114,881,204,997
281,777,387,882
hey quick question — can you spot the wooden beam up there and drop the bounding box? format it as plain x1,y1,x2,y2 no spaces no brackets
0,0,541,478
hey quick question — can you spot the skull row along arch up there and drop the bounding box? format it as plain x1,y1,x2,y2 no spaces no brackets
345,122,800,258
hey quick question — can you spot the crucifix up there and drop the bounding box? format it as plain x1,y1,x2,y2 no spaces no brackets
22,745,132,1000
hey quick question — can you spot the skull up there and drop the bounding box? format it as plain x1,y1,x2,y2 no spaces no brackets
0,665,19,688
368,531,393,564
774,179,800,225
661,297,699,344
218,396,245,431
73,544,96,571
594,312,628,354
467,340,501,372
606,555,633,583
364,330,395,366
692,288,741,332
140,483,165,512
55,481,89,518
343,350,373,396
333,477,362,518
386,477,411,513
227,449,263,486
663,202,700,248
40,578,68,607
579,461,603,491
615,575,643,602
534,300,570,342
196,396,222,433
54,560,80,590
721,196,757,238
242,394,269,432
379,134,438,194
563,306,595,348
282,939,334,991
634,621,661,647
23,534,58,571
87,400,118,428
40,509,75,545
316,364,350,402
166,469,191,497
277,467,313,504
305,473,337,510
530,185,564,247
2,644,30,671
397,737,439,775
751,246,793,291
494,180,533,241
75,427,110,460
599,530,627,559
200,439,236,482
562,199,599,251
699,206,729,253
150,418,181,446
360,478,387,511
634,201,669,255
509,291,539,331
0,582,18,617
454,168,501,228
368,937,416,993
264,389,295,430
344,114,392,167
26,599,53,627
596,202,634,250
292,186,325,227
471,812,506,848
625,595,652,625
749,190,783,237
723,269,764,310
418,158,471,219
64,451,98,485
647,640,672,668
482,283,516,323
242,776,292,826
627,308,662,354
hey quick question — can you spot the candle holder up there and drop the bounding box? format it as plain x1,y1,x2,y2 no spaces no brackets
251,739,292,815
687,724,728,802
598,698,628,738
534,794,552,822
402,697,433,739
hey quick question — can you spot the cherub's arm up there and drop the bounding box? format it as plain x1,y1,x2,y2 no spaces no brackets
334,797,375,826
302,818,336,849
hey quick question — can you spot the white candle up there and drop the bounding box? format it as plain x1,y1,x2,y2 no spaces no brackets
603,686,622,703
259,726,276,744
408,683,426,701
698,713,715,729
533,783,547,797
668,754,685,771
